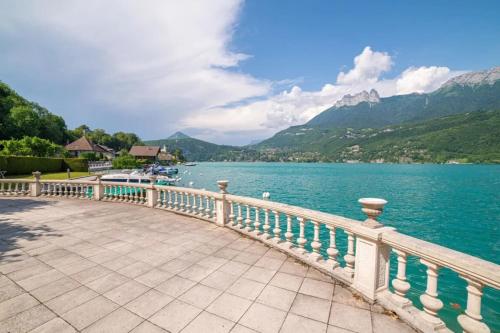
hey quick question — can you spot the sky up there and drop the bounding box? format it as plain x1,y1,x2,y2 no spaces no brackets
0,0,499,145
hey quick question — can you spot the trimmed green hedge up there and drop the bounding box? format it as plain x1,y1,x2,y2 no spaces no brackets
63,158,88,172
0,156,88,175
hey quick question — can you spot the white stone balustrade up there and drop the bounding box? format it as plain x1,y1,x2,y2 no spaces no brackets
1,173,499,333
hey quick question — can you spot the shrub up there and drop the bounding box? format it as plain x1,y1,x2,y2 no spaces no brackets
112,153,141,169
0,156,62,175
0,136,65,157
0,156,88,175
63,158,88,172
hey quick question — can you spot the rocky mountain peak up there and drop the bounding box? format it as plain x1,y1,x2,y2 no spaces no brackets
168,131,191,140
442,66,500,88
334,89,380,108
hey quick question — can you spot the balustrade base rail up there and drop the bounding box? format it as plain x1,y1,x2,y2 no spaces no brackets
0,173,498,333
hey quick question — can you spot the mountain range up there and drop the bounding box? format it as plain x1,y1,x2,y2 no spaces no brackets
145,67,500,163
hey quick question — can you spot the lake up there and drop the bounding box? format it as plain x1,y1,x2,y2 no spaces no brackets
175,162,500,332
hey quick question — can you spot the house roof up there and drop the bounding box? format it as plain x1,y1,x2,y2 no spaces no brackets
129,146,160,157
158,152,173,161
65,137,107,153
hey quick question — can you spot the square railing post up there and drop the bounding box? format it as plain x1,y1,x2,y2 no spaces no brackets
215,180,229,226
353,198,392,301
31,171,41,197
93,175,104,200
147,176,158,207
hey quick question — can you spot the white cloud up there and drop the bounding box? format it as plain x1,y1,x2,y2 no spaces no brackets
336,46,393,85
0,3,464,145
0,0,270,136
183,47,463,144
396,66,455,94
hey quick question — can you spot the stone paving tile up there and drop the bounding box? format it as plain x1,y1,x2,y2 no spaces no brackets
0,292,39,321
29,317,76,333
280,313,327,333
328,302,372,333
290,293,331,323
239,303,287,333
45,285,99,315
256,285,296,311
135,268,173,287
85,272,129,294
299,277,335,300
103,280,149,305
61,296,119,331
206,293,252,322
131,321,168,333
81,308,143,333
182,311,235,333
269,272,304,292
125,289,174,319
227,277,266,301
0,198,416,333
179,283,222,309
242,266,277,284
0,304,55,333
149,299,202,333
31,276,81,302
155,275,196,297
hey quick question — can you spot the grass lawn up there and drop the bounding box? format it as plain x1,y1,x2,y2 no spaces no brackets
8,171,91,180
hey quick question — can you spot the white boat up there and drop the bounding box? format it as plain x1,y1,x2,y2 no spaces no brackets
101,171,178,186
184,162,197,166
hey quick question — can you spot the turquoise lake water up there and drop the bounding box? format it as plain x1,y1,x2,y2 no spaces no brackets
175,162,499,332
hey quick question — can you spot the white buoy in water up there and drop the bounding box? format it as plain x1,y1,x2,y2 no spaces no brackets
262,192,270,199
189,181,194,187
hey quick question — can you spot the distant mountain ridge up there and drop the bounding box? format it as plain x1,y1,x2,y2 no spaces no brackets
146,66,500,163
442,66,500,88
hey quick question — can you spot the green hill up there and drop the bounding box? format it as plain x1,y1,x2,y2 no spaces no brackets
258,109,500,163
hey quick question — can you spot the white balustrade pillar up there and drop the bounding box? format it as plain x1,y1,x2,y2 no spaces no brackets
352,198,391,301
31,171,41,197
215,180,229,227
419,259,445,328
391,249,411,307
457,277,490,333
93,174,104,200
147,176,158,207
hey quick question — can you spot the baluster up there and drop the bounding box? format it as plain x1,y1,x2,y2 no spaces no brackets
325,225,339,269
391,249,411,306
186,193,192,213
284,214,293,248
457,277,489,333
295,217,307,254
141,187,147,204
211,198,216,221
157,189,163,207
263,209,270,238
344,231,355,276
7,182,12,194
228,201,235,225
245,205,252,231
180,192,185,211
205,196,211,218
68,183,73,197
310,221,322,261
191,193,197,214
15,182,20,195
166,190,172,209
253,207,261,234
79,185,85,199
236,204,243,228
419,260,444,327
0,182,4,195
272,211,281,242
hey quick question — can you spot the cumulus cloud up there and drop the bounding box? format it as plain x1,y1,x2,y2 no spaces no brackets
183,46,463,144
336,47,393,85
0,3,464,145
396,66,455,94
0,0,270,137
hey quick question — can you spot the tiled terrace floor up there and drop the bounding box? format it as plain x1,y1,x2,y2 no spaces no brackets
0,197,416,333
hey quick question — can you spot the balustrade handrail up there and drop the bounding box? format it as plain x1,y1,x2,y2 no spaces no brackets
1,176,499,333
382,230,500,289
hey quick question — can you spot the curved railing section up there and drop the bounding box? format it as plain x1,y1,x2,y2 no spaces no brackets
0,174,498,333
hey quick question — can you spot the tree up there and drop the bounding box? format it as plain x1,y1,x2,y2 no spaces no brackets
0,136,65,157
112,152,142,169
7,106,40,138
